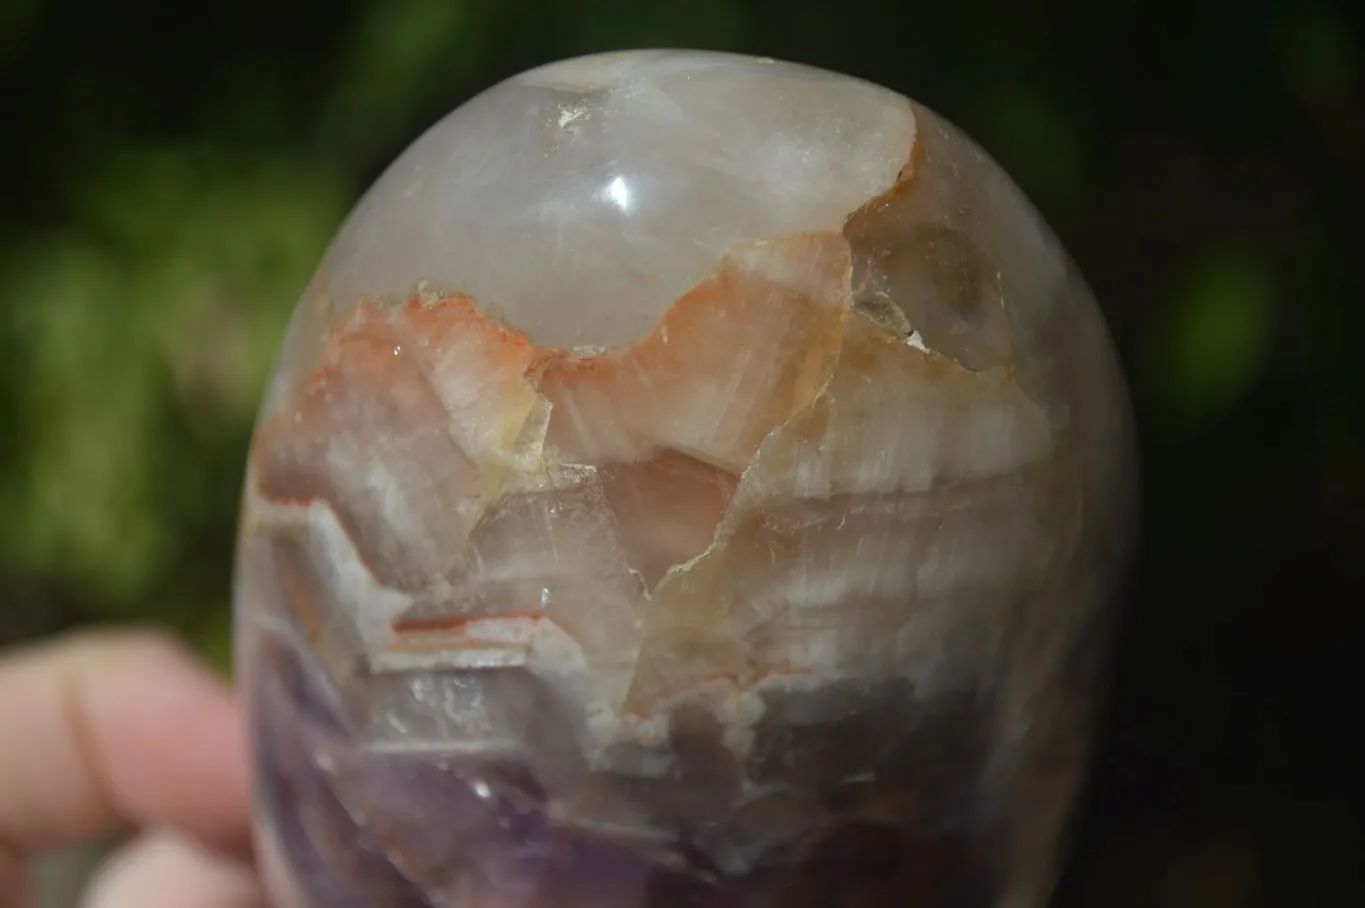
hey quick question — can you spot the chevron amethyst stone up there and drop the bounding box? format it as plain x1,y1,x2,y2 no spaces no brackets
234,49,1137,908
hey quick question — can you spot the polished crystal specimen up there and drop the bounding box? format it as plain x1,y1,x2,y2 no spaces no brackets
235,49,1137,908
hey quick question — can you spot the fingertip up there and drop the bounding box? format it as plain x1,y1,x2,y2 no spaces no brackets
90,646,253,849
0,627,253,854
0,848,29,908
82,833,265,908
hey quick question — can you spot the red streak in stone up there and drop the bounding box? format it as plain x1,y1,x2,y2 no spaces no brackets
390,612,544,635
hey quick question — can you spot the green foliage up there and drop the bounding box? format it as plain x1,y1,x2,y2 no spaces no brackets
978,85,1084,211
1151,248,1275,430
0,145,348,659
1279,3,1359,106
319,0,484,167
0,0,43,65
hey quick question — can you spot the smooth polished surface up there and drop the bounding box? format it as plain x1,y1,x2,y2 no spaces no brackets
283,51,915,366
236,49,1137,908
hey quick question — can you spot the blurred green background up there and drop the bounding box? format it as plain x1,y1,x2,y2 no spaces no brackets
1,0,1362,905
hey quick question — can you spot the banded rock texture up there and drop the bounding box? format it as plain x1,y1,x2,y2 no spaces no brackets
235,50,1137,908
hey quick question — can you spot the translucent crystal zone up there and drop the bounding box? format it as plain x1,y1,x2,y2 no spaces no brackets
234,49,1137,908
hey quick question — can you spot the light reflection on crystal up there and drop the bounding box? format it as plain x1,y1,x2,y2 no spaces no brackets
604,175,633,211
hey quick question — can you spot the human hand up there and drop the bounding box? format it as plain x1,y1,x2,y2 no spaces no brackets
0,629,262,908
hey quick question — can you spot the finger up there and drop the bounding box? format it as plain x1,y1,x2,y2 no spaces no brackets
82,832,265,908
0,849,26,908
0,628,251,859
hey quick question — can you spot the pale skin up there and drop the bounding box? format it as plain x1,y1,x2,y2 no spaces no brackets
0,630,263,908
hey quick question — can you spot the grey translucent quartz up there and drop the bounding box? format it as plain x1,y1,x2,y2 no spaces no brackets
235,50,1137,908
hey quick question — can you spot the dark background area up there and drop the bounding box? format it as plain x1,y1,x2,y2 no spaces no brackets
1,1,1362,905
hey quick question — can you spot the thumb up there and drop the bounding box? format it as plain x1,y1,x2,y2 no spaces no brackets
81,832,265,908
